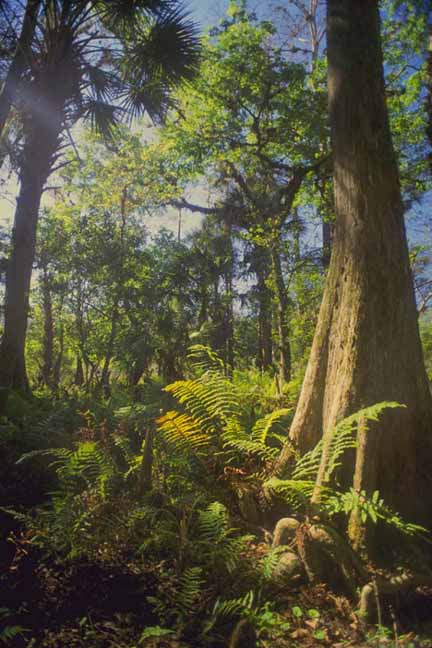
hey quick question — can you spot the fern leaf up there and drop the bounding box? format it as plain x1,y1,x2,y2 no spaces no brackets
252,408,291,445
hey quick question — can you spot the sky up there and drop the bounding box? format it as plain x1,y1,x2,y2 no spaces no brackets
0,0,231,240
1,0,431,250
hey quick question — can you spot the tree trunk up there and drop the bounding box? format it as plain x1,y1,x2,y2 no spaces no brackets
255,247,273,371
74,355,84,387
53,323,64,388
0,0,40,138
276,0,432,529
223,214,235,375
100,305,119,398
0,117,60,408
41,267,54,387
271,245,291,386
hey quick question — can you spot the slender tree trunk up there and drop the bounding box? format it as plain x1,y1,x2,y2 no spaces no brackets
74,355,84,387
53,324,64,388
255,248,273,371
276,0,432,529
0,0,40,138
138,427,153,494
41,267,54,387
271,245,291,386
0,118,60,408
100,305,119,397
223,213,234,375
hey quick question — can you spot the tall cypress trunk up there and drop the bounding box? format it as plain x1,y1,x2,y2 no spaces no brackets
271,245,291,386
276,0,432,530
0,116,60,407
0,0,40,138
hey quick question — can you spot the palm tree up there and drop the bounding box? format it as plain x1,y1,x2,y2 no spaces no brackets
0,0,200,406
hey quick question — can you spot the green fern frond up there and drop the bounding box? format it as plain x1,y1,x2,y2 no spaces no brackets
258,546,289,581
156,410,210,452
251,408,291,445
188,344,225,375
264,477,321,509
293,402,404,484
212,590,255,619
178,567,204,614
164,376,239,429
222,420,279,462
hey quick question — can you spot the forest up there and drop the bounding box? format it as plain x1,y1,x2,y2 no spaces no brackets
1,0,432,646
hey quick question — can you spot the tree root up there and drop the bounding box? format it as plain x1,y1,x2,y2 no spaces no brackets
358,572,432,623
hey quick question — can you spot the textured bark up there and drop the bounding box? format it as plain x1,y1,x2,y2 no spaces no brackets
0,0,41,138
276,0,432,527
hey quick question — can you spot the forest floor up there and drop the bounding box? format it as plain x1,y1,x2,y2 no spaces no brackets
2,511,432,647
2,392,432,648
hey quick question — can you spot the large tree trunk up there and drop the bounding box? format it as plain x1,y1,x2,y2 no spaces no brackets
0,117,59,407
276,0,432,528
0,0,40,138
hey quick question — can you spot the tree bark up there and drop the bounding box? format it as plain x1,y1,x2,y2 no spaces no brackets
0,0,40,138
254,247,273,371
0,116,60,407
276,0,432,528
271,245,291,386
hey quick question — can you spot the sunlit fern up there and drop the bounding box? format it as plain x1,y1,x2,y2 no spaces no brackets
156,345,291,470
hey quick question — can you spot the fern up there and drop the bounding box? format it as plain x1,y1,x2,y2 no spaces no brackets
164,375,239,430
178,567,204,615
257,546,289,582
194,502,254,574
222,420,280,462
156,410,210,454
292,402,404,484
251,408,291,445
211,590,255,620
187,344,225,375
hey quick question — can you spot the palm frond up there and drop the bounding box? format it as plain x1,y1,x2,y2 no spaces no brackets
121,6,200,85
81,98,121,139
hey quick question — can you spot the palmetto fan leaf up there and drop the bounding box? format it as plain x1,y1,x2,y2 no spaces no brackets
118,6,200,87
84,64,118,103
81,98,121,138
95,0,180,31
